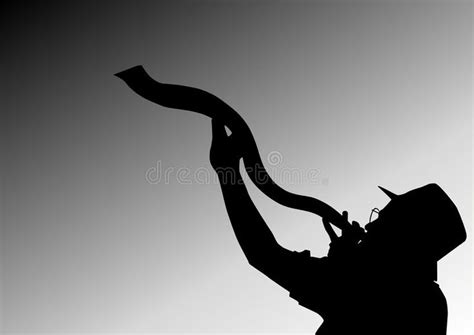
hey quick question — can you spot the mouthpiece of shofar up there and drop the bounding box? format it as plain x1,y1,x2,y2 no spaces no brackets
115,65,350,231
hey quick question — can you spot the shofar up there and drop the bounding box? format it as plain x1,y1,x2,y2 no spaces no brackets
116,65,349,231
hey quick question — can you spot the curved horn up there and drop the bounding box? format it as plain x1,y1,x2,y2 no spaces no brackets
115,66,350,230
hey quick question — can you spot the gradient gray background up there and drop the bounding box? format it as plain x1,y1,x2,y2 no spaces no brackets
2,1,472,334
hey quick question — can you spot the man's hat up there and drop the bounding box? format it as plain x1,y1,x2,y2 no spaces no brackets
377,183,466,262
378,186,397,200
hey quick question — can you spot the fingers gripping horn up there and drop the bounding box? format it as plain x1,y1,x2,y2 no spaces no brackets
115,65,350,230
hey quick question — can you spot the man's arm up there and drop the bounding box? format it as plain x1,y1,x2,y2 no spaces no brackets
217,167,287,272
210,119,295,287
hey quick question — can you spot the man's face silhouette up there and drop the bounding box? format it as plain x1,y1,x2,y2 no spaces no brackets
361,200,407,259
364,200,396,233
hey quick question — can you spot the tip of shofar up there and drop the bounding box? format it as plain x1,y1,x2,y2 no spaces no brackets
114,65,146,81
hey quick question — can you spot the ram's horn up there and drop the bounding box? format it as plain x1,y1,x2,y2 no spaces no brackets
116,65,350,230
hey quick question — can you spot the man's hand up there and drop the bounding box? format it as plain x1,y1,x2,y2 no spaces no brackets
210,119,243,171
323,211,366,259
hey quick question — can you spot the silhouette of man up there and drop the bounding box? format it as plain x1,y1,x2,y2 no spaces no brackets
210,119,466,335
